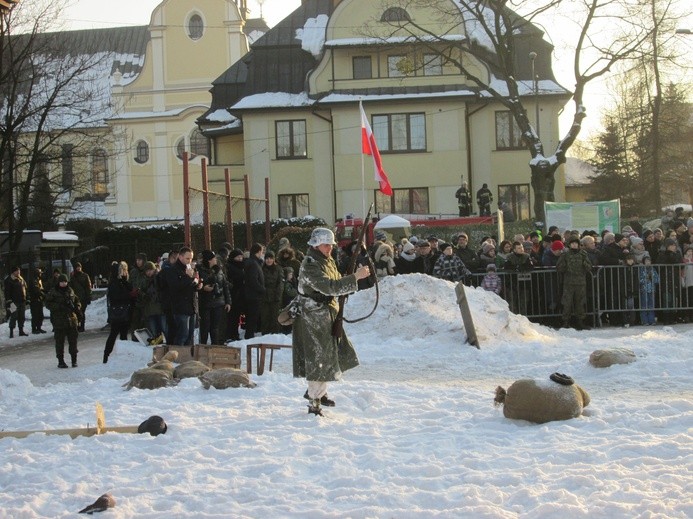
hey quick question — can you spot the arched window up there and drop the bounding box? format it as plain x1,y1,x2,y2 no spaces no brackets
134,140,149,164
92,148,109,194
175,137,186,160
188,14,204,40
190,128,209,159
381,7,411,23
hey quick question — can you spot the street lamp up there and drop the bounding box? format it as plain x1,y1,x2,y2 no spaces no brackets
529,51,540,139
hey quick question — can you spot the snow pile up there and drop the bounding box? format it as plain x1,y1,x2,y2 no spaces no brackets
0,274,691,517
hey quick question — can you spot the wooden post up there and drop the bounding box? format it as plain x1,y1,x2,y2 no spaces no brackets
183,151,191,247
224,168,234,248
264,177,271,245
201,158,211,250
244,174,252,250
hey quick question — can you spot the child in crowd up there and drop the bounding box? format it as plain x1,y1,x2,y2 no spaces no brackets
621,253,638,327
638,254,659,326
481,263,502,295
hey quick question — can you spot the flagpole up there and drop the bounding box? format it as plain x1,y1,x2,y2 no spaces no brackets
359,99,366,218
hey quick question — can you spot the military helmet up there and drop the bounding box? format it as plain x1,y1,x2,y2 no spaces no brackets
307,227,337,247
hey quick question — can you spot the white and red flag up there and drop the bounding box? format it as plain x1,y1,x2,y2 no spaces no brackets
360,102,393,196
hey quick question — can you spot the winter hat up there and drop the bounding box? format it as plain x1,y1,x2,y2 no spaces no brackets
144,261,157,272
410,236,419,244
201,249,216,262
264,250,275,259
402,241,416,254
663,238,677,248
278,237,290,249
522,241,533,250
374,230,387,241
614,233,625,243
136,252,147,261
551,240,564,252
58,274,68,283
642,229,654,239
568,236,581,246
621,225,633,233
230,248,244,259
481,242,495,254
486,263,497,271
630,237,643,247
418,240,431,248
137,415,168,436
440,242,452,252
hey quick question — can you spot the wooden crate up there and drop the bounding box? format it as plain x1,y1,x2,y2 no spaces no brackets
153,344,241,369
201,345,242,369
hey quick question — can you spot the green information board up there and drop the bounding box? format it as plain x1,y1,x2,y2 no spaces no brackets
544,200,620,233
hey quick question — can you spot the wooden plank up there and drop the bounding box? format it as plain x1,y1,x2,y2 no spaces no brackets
455,282,480,349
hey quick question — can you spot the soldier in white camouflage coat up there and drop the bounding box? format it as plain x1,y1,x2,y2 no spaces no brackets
292,228,370,416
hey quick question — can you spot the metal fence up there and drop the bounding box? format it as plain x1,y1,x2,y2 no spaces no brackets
468,264,693,327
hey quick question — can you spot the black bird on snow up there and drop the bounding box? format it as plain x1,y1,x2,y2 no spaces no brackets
78,493,116,514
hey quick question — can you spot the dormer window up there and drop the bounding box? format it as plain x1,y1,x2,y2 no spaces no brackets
381,7,411,23
187,14,204,40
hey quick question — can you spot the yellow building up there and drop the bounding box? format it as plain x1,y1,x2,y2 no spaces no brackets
200,0,571,224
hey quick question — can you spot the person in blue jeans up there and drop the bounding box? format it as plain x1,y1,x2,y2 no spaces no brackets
638,254,659,325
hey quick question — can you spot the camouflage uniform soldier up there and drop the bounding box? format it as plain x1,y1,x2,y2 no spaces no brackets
292,228,370,416
556,236,593,330
45,274,81,368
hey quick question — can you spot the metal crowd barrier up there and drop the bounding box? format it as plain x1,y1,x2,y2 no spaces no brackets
467,264,693,327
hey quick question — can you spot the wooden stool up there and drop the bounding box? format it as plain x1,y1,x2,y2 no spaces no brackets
246,343,291,375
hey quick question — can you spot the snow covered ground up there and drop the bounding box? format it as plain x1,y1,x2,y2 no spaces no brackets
0,274,691,518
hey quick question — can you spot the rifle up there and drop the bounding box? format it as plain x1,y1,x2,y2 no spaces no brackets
332,203,374,337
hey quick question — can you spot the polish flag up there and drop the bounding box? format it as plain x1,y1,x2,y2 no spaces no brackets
360,102,393,196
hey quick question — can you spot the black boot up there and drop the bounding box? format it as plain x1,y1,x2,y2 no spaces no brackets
303,391,335,407
307,399,323,416
58,359,68,368
19,329,28,336
71,356,78,368
103,353,109,364
9,329,13,338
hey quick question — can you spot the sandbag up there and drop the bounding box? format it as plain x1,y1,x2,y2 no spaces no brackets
174,360,210,379
199,368,256,390
125,368,173,390
589,348,636,368
148,360,176,376
494,378,590,424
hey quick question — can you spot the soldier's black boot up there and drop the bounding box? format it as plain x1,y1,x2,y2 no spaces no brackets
71,355,78,368
307,399,323,416
58,358,68,368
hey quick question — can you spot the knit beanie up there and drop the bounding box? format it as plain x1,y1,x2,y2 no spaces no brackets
551,240,564,252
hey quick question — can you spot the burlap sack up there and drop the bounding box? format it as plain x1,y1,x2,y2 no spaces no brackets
148,360,175,375
589,348,636,368
496,379,590,424
125,368,173,390
199,368,256,390
161,350,179,363
174,360,210,379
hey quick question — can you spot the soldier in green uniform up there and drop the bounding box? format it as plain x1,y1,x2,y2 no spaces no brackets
292,228,370,416
45,274,81,368
556,236,593,330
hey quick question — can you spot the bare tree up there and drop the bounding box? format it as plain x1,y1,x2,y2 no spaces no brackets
0,1,117,252
369,0,655,221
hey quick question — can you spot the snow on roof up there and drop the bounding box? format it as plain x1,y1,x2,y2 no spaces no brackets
325,34,467,47
375,215,412,229
205,109,237,124
485,77,569,97
42,231,79,242
231,92,312,110
319,90,477,104
108,107,189,121
296,14,329,58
